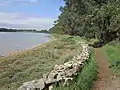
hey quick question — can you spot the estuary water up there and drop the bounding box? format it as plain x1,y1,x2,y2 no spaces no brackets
0,32,50,56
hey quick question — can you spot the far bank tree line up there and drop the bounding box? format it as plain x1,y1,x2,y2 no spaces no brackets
49,0,120,45
0,28,49,33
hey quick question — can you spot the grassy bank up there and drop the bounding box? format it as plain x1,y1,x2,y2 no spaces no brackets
53,49,98,90
0,35,82,90
104,45,120,76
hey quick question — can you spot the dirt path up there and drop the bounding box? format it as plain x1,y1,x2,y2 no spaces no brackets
93,48,120,90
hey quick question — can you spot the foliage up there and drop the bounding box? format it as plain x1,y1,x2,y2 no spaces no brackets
53,49,98,90
104,45,120,76
0,28,49,33
50,0,120,44
37,30,49,33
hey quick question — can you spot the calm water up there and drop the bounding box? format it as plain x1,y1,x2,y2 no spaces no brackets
0,32,50,56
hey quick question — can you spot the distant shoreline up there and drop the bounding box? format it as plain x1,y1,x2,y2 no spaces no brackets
0,31,50,34
0,31,49,33
0,28,50,33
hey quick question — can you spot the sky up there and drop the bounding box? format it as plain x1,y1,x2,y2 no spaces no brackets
0,0,64,30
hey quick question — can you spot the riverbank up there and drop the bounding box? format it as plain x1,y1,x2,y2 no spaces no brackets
0,35,83,90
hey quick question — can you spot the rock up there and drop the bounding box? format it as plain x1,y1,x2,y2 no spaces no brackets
54,65,65,71
65,71,73,77
34,79,45,89
43,72,49,80
56,74,63,81
64,77,73,86
23,81,35,90
56,71,66,81
72,56,77,61
65,68,77,77
64,62,73,69
18,81,35,90
18,79,45,90
72,62,80,68
77,61,83,65
49,85,53,90
44,70,58,84
54,65,58,70
59,71,66,77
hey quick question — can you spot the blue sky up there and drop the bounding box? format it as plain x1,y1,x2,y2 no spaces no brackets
0,0,64,30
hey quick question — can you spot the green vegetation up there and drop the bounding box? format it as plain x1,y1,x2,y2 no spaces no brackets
104,45,120,76
36,30,49,33
0,35,82,90
53,49,98,90
50,0,120,44
0,28,49,33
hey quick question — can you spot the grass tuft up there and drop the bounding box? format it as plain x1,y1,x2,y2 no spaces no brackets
104,45,120,76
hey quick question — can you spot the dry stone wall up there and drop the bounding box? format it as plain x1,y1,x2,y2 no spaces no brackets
18,42,90,90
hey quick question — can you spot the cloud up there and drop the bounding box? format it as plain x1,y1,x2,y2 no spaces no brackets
0,0,38,6
15,0,38,3
0,12,56,30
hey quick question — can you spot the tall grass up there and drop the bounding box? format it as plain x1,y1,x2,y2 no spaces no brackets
53,49,98,90
104,45,120,76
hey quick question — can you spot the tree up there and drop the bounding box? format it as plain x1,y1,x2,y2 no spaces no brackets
50,0,120,44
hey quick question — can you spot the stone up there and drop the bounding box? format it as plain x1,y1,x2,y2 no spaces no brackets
17,81,35,90
44,70,58,84
49,85,53,90
65,68,77,77
18,79,45,90
56,74,63,81
54,65,65,71
64,77,73,86
64,62,73,69
44,78,53,84
65,70,73,77
59,71,66,76
54,65,58,70
55,71,66,82
34,79,45,90
23,81,35,89
72,56,77,61
72,62,80,68
77,61,83,65
43,73,49,80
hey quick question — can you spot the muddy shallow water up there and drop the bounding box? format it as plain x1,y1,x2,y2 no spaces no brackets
0,32,50,56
